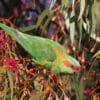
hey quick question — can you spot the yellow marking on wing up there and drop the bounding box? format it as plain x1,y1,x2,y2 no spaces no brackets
40,60,48,66
52,47,66,66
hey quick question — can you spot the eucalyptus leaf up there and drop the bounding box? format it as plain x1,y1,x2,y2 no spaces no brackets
90,33,100,42
7,70,14,100
31,91,43,100
4,79,8,100
0,69,6,74
61,0,69,8
41,13,53,35
64,11,70,30
92,50,100,59
78,18,83,49
70,9,75,43
35,9,50,28
49,0,56,10
91,0,96,34
78,0,85,20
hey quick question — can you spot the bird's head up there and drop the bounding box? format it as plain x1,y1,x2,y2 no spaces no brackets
51,55,81,74
63,55,81,72
56,55,81,74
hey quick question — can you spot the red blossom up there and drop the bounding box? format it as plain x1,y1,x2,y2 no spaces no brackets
0,36,5,45
6,59,19,83
0,35,5,50
6,59,19,74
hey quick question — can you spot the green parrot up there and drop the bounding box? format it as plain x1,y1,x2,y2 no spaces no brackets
0,23,81,74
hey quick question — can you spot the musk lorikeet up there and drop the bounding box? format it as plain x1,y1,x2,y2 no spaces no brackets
0,23,81,74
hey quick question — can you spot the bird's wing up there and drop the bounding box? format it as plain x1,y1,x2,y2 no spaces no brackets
0,23,57,62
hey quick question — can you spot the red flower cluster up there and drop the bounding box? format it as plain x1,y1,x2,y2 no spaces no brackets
0,34,5,49
0,37,4,44
6,59,19,75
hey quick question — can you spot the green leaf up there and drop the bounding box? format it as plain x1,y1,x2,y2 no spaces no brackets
35,9,50,28
0,69,6,74
78,0,85,20
70,22,75,43
82,19,90,33
64,11,70,30
91,0,96,34
70,77,84,100
19,25,36,32
92,50,100,59
78,81,84,100
4,79,8,100
41,13,53,35
7,70,14,100
90,33,100,42
31,91,43,100
78,18,83,49
61,0,69,8
70,9,75,43
82,21,87,31
49,0,56,10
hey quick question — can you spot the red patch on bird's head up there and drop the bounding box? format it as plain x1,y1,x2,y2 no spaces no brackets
63,60,71,67
73,66,80,71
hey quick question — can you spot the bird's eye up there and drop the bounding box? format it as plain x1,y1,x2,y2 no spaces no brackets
63,60,71,67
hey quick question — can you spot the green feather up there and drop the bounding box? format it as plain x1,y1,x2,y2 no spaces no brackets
0,23,56,61
0,23,80,74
